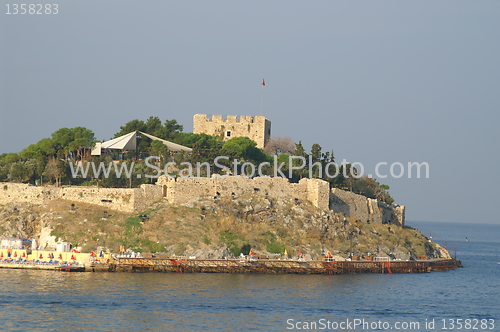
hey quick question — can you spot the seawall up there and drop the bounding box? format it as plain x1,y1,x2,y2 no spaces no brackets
110,257,462,274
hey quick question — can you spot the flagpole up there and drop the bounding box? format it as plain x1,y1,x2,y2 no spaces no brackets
260,79,265,116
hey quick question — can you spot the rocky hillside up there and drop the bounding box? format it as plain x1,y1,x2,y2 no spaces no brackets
0,194,450,261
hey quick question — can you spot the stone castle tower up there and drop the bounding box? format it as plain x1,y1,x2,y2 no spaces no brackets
193,114,271,149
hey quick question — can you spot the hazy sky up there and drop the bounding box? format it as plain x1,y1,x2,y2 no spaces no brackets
1,1,499,224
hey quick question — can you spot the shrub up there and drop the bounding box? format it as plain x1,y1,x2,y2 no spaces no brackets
202,235,211,245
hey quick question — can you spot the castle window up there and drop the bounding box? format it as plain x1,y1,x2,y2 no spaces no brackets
226,130,231,137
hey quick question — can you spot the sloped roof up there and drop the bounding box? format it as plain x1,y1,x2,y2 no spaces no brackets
101,131,137,150
138,132,192,152
91,131,192,155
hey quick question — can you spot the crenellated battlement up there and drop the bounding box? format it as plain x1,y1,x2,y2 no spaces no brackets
195,114,263,123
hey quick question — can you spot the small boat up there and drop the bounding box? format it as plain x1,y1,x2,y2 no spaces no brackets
55,265,85,272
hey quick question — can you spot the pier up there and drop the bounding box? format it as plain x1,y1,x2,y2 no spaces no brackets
108,257,462,274
0,257,462,274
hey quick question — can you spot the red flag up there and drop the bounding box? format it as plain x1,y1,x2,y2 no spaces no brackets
262,79,265,86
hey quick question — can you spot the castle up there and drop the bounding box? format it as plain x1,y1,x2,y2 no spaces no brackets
0,114,405,227
193,114,271,149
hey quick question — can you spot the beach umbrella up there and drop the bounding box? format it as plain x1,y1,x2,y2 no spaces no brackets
58,253,63,260
71,254,75,260
14,252,17,257
90,251,95,257
99,251,103,258
0,252,3,258
39,254,43,259
22,252,26,258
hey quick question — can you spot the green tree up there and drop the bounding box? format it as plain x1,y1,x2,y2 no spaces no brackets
310,143,322,163
20,144,43,160
24,159,40,184
144,116,163,136
37,138,57,158
175,133,222,165
115,119,146,137
51,128,74,159
291,141,308,179
149,140,170,169
50,127,95,161
222,137,270,163
67,127,95,160
9,162,26,182
3,153,20,164
310,143,322,178
159,119,183,140
220,137,271,176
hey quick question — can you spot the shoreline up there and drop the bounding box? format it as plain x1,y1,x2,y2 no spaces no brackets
0,258,462,274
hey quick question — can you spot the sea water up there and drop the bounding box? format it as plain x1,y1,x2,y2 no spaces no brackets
0,221,498,331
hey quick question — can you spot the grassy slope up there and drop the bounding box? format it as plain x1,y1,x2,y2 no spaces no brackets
0,194,441,260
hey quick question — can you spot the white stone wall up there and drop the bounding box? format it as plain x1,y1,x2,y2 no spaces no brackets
330,188,405,226
0,182,163,213
156,175,328,209
1,179,405,226
305,179,330,211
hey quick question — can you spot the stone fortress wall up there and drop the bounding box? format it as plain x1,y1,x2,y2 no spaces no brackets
193,114,271,149
330,188,405,226
0,182,163,213
156,176,329,208
157,176,403,226
0,177,404,226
